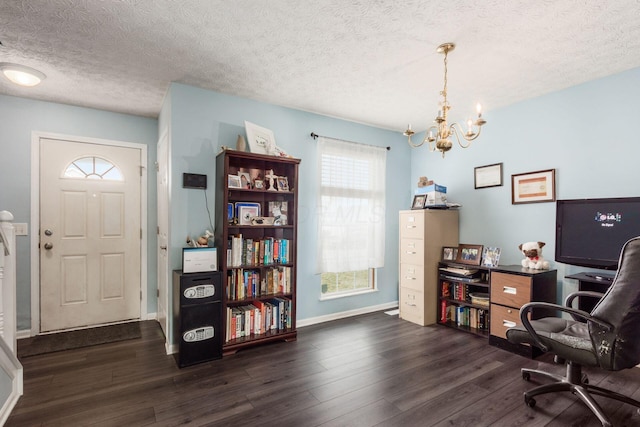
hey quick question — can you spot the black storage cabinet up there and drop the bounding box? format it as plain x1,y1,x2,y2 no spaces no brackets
173,270,223,367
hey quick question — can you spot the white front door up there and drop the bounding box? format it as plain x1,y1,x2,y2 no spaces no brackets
156,131,170,339
40,137,142,332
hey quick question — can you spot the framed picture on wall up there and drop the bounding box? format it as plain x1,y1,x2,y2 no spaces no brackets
511,169,556,204
474,163,503,189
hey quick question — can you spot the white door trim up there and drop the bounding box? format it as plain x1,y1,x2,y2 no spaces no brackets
30,131,148,337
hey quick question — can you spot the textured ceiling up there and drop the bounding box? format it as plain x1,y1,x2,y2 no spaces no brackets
1,0,640,132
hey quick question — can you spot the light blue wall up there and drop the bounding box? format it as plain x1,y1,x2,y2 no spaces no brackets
4,65,637,331
0,94,158,330
410,66,640,301
166,83,410,323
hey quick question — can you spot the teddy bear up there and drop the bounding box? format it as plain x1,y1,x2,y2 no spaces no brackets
417,176,434,188
519,241,550,269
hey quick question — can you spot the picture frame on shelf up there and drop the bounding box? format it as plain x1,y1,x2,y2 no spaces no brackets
244,121,275,155
411,194,426,209
254,179,264,190
238,171,252,189
276,176,289,191
474,163,503,189
511,168,556,204
442,246,458,261
237,204,260,225
227,203,234,224
228,174,242,188
456,244,484,266
268,201,288,225
481,247,501,267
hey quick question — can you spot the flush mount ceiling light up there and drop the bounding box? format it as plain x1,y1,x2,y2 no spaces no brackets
0,62,46,87
403,43,486,158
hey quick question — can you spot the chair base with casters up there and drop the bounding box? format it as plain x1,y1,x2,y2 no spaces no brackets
519,360,640,427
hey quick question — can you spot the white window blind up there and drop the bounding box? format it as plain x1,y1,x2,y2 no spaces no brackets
316,136,386,273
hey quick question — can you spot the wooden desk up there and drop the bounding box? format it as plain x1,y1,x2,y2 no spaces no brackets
565,272,615,312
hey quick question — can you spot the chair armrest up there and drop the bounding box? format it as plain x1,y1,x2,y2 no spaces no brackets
519,301,613,352
564,290,605,308
564,291,605,321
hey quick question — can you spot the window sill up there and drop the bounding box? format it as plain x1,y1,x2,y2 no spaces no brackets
320,288,378,301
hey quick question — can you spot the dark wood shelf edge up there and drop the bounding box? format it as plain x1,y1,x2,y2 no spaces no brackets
438,278,490,288
439,298,490,311
226,263,294,270
226,293,294,305
223,330,297,355
437,321,489,337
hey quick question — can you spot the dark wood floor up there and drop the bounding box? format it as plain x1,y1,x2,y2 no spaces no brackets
7,311,640,426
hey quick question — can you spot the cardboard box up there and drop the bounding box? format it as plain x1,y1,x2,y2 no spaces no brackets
415,184,447,195
424,191,447,207
416,183,447,207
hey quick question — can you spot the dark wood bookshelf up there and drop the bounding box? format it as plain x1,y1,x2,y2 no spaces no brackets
437,261,557,358
215,149,300,355
437,262,491,338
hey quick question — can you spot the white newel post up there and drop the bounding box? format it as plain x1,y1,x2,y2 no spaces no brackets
0,210,17,353
0,210,22,425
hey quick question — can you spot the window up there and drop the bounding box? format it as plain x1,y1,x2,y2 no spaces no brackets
316,136,386,297
321,269,374,296
64,156,123,180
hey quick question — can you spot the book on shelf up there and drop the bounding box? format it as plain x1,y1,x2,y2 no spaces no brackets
225,297,294,342
227,234,291,267
226,266,292,301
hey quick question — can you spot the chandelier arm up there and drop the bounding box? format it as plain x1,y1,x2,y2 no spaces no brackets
406,133,426,148
449,123,474,148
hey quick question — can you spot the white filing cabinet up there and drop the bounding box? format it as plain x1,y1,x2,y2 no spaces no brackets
399,209,459,326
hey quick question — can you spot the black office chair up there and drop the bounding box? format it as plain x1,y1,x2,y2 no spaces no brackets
506,236,640,427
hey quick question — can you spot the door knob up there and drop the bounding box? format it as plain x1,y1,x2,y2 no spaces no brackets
44,229,53,236
44,243,53,250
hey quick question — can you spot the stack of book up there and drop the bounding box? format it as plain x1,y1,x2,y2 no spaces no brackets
225,297,293,341
226,266,292,300
227,235,290,267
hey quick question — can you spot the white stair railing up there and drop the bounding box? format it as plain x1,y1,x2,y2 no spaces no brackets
0,210,23,425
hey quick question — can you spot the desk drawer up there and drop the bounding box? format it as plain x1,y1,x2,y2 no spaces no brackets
490,304,522,340
491,272,531,308
400,212,424,239
399,263,424,291
400,238,424,265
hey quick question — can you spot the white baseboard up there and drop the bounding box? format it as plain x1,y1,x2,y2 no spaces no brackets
16,330,31,340
297,301,399,328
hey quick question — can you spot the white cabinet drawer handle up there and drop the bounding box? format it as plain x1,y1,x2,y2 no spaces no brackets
404,276,416,280
503,286,517,295
406,251,416,254
502,320,517,328
406,225,417,229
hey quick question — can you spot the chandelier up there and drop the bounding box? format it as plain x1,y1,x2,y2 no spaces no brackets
403,43,486,157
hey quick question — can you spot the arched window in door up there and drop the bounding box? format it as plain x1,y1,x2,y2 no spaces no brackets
63,156,124,181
